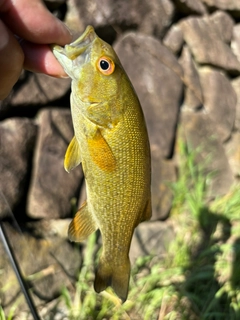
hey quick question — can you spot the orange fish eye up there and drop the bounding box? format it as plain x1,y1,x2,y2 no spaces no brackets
97,57,115,75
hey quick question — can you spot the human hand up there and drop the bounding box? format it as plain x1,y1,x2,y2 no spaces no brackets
0,0,72,100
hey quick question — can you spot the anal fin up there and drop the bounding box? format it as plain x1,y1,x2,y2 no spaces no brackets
64,136,81,172
68,201,98,242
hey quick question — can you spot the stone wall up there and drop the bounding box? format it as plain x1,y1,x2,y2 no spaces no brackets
0,0,240,315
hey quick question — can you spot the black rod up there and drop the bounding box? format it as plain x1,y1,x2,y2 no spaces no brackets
0,222,41,320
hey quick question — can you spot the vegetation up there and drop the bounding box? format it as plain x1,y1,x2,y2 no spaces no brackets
58,142,240,320
1,142,240,319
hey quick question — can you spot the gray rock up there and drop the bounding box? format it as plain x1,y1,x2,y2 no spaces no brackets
26,218,72,239
114,32,183,158
163,24,184,54
180,16,240,74
0,118,37,218
0,222,81,315
231,24,240,65
172,0,207,14
130,220,175,264
223,131,240,178
73,0,175,39
138,0,175,38
231,76,240,130
210,10,234,43
179,111,234,197
199,67,237,142
202,0,240,15
64,0,85,37
151,147,176,220
8,72,71,107
27,108,83,219
179,45,203,110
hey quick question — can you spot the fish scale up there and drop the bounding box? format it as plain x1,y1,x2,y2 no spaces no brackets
52,25,151,302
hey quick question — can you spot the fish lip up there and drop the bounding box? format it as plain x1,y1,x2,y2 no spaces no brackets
52,25,97,60
51,25,97,79
70,25,97,48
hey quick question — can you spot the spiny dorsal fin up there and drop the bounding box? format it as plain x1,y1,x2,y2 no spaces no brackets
68,201,98,242
64,136,81,172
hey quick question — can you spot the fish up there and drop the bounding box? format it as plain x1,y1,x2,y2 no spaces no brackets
52,25,151,302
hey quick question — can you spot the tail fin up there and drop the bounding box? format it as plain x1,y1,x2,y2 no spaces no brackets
94,255,130,302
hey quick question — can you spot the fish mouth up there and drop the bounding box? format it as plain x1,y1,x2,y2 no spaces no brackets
52,25,97,79
52,25,97,60
69,26,97,56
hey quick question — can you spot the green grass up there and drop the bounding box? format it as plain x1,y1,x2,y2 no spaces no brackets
1,142,240,319
57,142,240,320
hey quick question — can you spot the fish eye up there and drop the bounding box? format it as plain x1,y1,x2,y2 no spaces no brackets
100,60,109,70
97,57,115,75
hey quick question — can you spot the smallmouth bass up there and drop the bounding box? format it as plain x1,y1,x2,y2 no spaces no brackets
52,26,151,302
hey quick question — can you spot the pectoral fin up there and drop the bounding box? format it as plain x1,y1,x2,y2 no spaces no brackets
64,136,81,172
68,201,98,242
87,129,116,172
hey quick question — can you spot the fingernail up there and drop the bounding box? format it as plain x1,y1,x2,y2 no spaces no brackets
60,21,73,41
60,74,69,79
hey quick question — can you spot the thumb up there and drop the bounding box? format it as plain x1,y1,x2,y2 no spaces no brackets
0,20,24,100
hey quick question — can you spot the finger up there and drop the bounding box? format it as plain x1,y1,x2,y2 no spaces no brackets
20,40,68,77
0,20,24,100
0,0,72,45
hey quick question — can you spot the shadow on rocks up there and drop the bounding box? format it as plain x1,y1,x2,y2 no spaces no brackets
177,206,233,318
